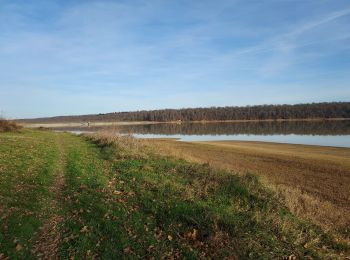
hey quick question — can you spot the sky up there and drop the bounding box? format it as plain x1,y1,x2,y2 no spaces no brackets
1,0,350,119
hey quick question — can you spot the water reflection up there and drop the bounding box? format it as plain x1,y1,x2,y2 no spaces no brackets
53,120,350,147
115,120,350,136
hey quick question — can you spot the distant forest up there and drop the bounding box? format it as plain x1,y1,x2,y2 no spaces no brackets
19,102,350,123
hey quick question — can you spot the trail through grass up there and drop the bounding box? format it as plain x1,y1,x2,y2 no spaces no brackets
31,133,66,258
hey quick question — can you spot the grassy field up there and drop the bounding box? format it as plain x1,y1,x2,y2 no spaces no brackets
0,129,349,259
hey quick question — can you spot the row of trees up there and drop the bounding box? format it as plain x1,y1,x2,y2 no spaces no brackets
20,102,350,123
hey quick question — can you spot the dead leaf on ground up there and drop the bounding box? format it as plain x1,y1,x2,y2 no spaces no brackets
185,228,198,241
80,226,89,233
288,255,297,260
15,244,23,251
123,247,132,253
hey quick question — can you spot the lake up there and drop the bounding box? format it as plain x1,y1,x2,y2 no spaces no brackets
52,120,350,148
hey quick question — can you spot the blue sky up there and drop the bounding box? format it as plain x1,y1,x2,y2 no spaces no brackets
1,0,350,118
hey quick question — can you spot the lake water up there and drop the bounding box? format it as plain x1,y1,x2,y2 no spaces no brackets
53,120,350,148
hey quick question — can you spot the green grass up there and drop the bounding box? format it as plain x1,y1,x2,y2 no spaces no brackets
0,129,349,259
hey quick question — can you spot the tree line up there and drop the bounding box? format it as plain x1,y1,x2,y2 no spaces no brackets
19,102,350,123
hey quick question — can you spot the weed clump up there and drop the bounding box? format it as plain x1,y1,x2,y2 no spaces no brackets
0,119,22,132
86,130,151,159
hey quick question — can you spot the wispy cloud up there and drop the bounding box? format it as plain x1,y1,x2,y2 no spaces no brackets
286,7,350,38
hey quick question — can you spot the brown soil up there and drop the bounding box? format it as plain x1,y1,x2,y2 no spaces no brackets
147,139,350,234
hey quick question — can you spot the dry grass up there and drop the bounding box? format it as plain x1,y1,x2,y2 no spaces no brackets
141,139,350,240
85,129,151,158
0,119,22,132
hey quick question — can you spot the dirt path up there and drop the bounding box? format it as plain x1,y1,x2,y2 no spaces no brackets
32,134,66,259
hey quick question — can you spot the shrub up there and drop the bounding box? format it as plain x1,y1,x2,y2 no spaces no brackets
0,119,22,132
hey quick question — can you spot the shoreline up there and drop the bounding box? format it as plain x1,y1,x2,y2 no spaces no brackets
147,138,350,150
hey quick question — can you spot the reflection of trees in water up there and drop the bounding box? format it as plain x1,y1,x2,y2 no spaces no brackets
116,121,350,136
56,120,350,136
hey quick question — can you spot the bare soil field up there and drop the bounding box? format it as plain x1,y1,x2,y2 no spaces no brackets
147,139,350,237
